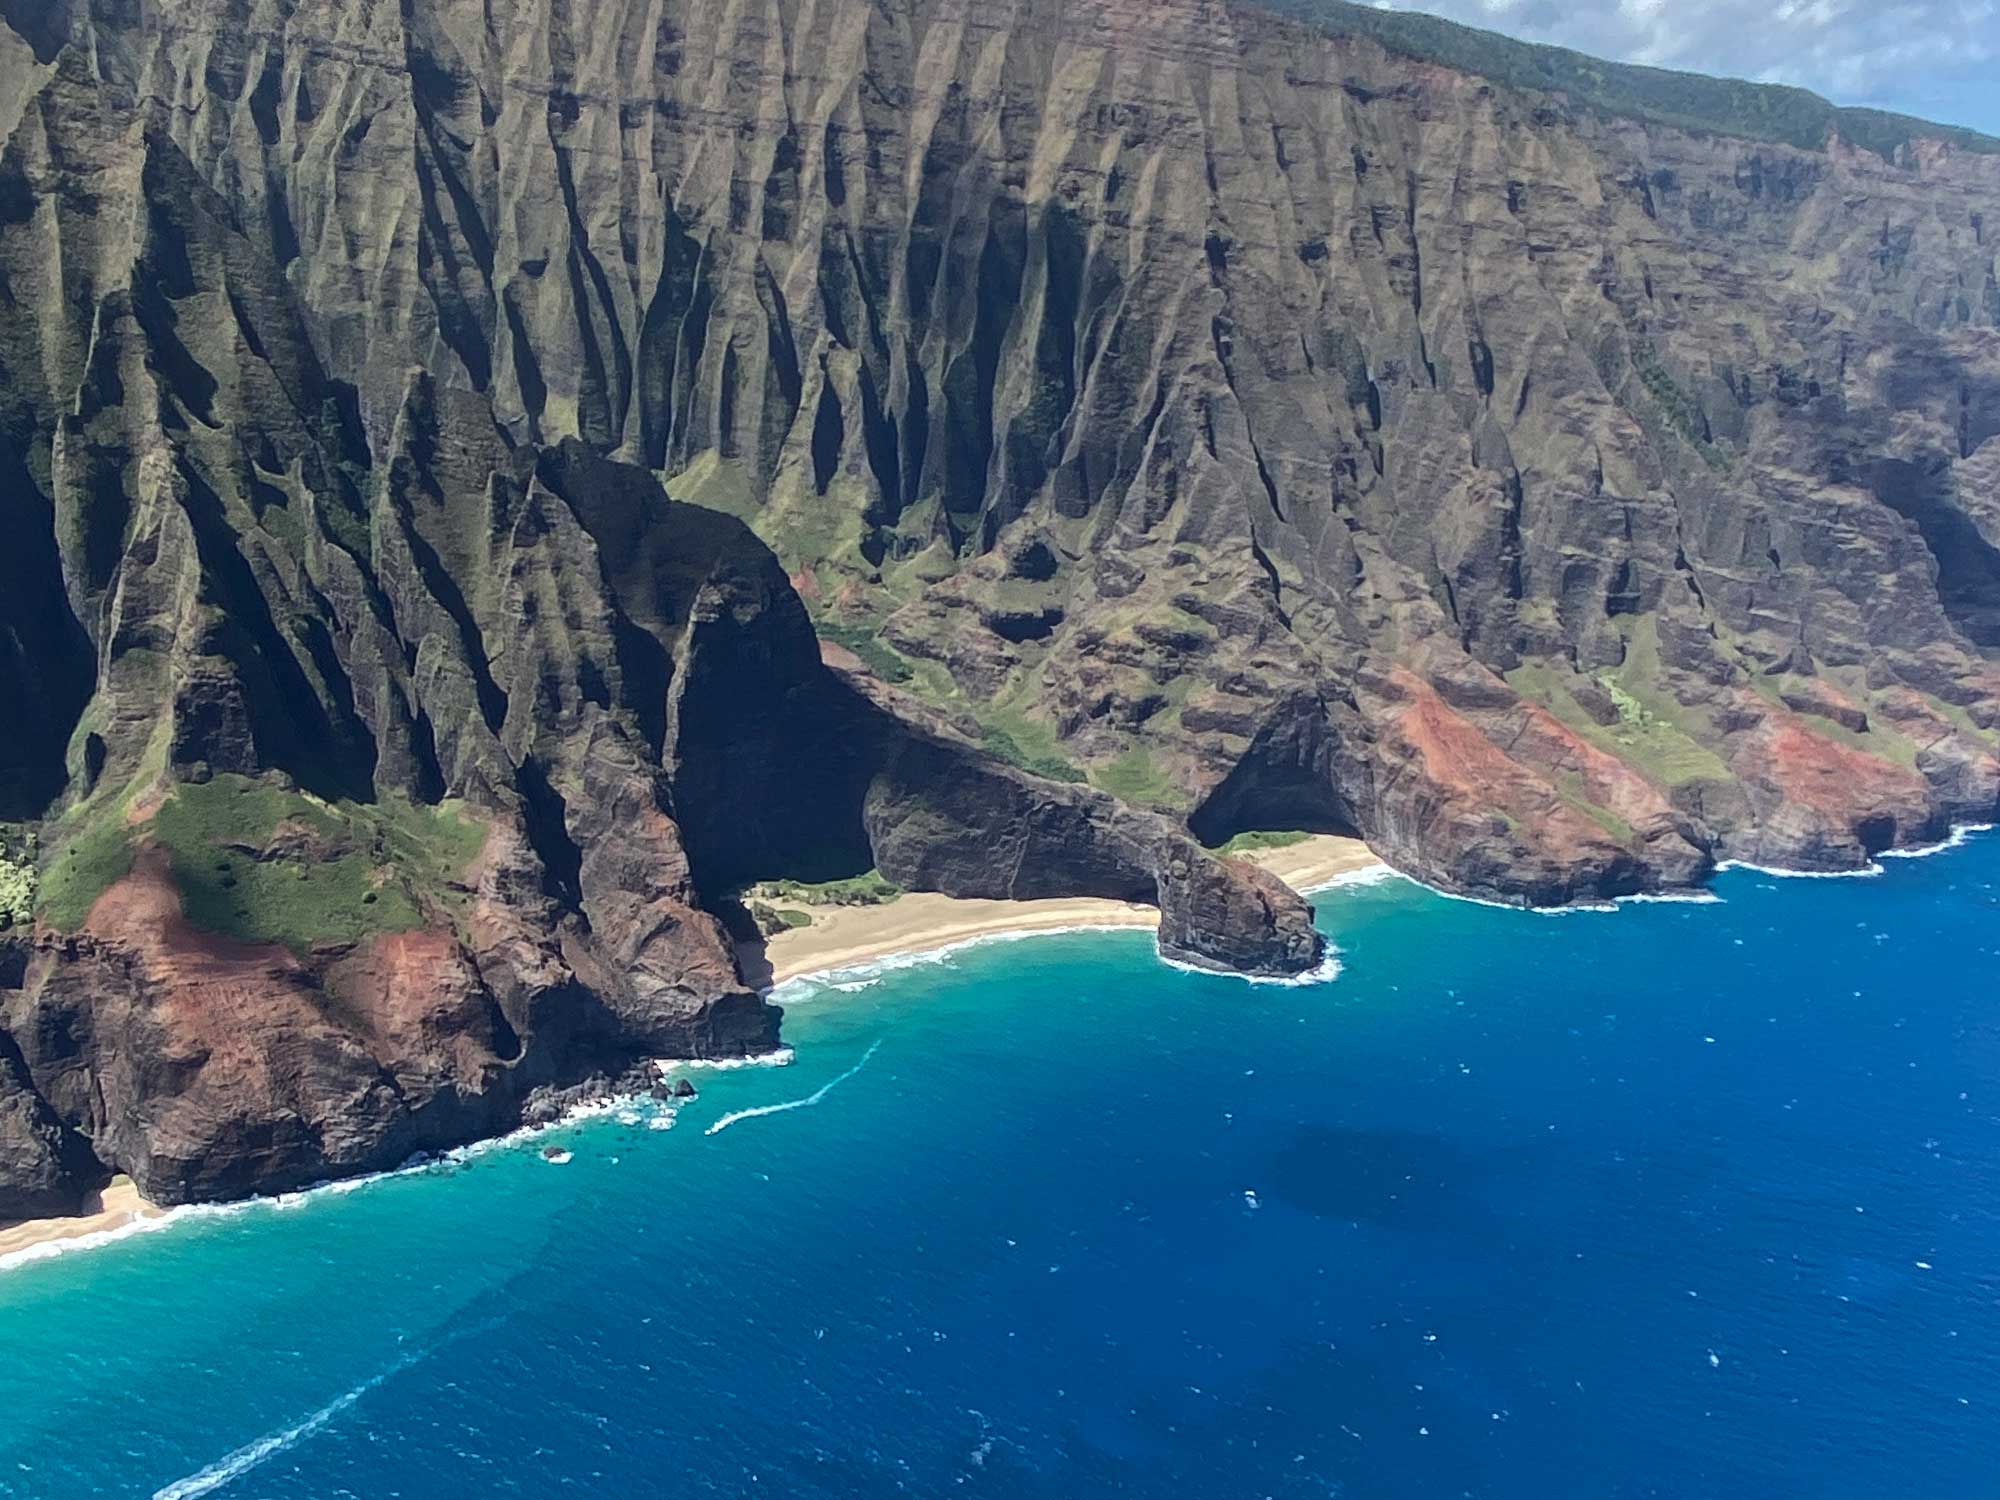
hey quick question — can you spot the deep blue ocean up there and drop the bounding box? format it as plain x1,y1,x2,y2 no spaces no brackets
4,840,2000,1499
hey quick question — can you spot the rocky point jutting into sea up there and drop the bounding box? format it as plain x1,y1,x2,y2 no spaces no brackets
1,0,1998,1216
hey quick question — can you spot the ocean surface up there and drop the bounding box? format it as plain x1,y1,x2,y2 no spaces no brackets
4,842,2000,1499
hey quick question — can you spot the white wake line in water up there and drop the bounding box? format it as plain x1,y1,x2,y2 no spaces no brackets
705,1038,884,1136
152,1346,425,1499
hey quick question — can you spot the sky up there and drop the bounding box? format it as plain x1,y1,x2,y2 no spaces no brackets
1377,0,2000,136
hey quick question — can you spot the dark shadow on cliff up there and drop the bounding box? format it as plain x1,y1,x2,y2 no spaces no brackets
0,444,94,820
1866,455,2000,649
534,452,882,898
1187,702,1364,847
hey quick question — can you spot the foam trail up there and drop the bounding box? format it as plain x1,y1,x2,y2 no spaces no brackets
153,1348,422,1499
705,1039,884,1136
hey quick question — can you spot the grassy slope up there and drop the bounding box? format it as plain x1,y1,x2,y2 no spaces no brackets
1206,829,1312,856
36,815,138,932
38,775,487,952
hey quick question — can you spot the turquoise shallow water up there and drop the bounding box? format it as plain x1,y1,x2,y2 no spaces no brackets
4,844,2000,1498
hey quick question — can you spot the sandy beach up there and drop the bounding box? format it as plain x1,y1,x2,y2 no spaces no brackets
1250,833,1387,894
0,1176,164,1265
741,833,1382,986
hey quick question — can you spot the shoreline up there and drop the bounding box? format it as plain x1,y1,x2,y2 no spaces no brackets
738,834,1385,988
7,823,1994,1273
0,1177,165,1269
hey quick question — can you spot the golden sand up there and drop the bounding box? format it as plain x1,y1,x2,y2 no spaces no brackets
741,834,1381,986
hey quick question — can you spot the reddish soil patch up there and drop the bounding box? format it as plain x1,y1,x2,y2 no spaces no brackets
1748,716,1929,823
819,639,866,672
83,846,295,973
1389,669,1617,856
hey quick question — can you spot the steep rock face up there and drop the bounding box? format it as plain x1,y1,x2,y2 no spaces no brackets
0,43,1323,1204
0,969,97,1220
0,408,1307,1206
864,730,1321,976
0,831,773,1205
0,0,1981,895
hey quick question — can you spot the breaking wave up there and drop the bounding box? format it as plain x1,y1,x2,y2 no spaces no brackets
1296,863,1399,896
1158,949,1345,986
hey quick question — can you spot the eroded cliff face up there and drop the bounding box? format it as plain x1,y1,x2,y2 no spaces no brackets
0,0,1994,1205
7,0,1986,883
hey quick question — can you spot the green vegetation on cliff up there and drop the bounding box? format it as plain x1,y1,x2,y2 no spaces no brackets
1506,637,1732,793
152,777,488,953
1093,747,1185,808
0,828,37,928
36,776,488,952
978,723,1088,784
815,621,915,684
36,816,137,933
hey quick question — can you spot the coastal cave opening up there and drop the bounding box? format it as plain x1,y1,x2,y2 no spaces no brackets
648,504,883,902
1186,724,1362,851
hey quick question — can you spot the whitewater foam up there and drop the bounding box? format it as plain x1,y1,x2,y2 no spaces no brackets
1716,858,1886,879
1,1085,681,1277
659,1047,797,1072
0,1199,246,1275
1296,863,1400,897
1158,948,1345,986
704,1038,884,1136
1364,865,1729,914
1716,819,1995,880
1879,822,1994,859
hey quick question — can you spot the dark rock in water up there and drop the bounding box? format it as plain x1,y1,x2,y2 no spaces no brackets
671,1078,698,1100
520,1063,663,1132
520,1078,610,1132
1156,855,1326,980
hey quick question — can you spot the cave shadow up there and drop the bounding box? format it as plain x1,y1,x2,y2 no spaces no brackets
1186,712,1362,848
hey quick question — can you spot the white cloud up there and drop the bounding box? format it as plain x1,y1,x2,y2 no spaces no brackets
1373,0,2000,133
